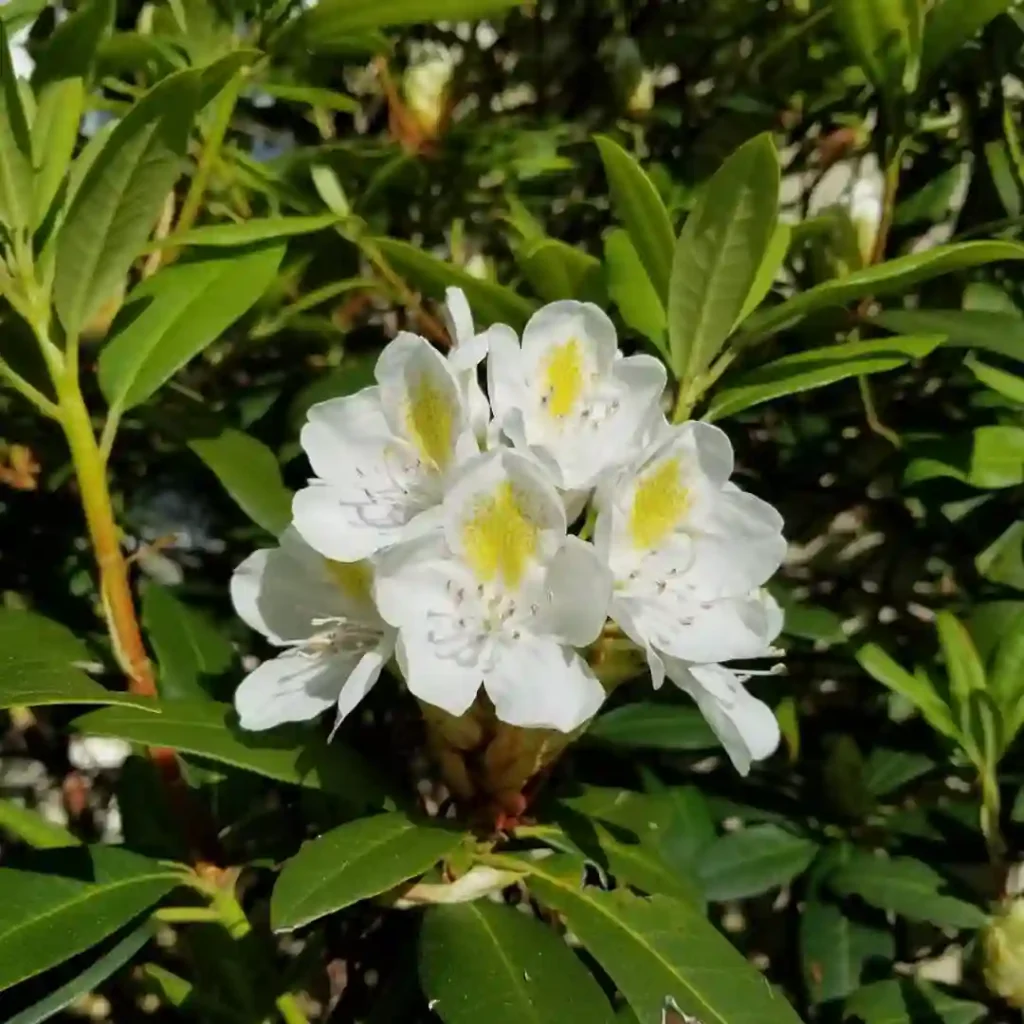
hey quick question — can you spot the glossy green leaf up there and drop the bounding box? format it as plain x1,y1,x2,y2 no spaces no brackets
418,901,615,1024
669,133,780,381
705,335,942,421
903,425,1024,489
31,0,113,87
517,237,603,304
741,241,1024,345
855,644,957,739
272,812,465,931
369,237,536,331
188,427,292,536
588,703,717,751
965,352,1024,404
0,846,178,992
874,308,1024,363
801,900,894,1006
293,0,521,40
833,0,923,96
697,825,818,901
0,20,34,233
735,221,791,327
604,229,668,359
258,82,359,112
828,853,988,929
936,612,986,708
141,585,234,702
595,135,675,301
31,77,85,228
74,700,385,804
843,979,986,1024
656,786,716,875
0,799,78,849
54,69,199,338
921,0,1017,80
520,855,804,1024
1,922,154,1024
99,243,285,413
150,214,342,249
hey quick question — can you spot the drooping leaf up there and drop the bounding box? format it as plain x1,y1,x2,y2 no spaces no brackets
873,308,1024,364
74,700,386,805
668,133,780,381
0,20,34,234
418,901,616,1024
595,135,675,301
188,427,292,536
150,214,342,249
833,0,923,97
99,243,285,414
604,229,668,359
903,425,1024,490
520,855,804,1024
964,352,1024,404
705,335,942,421
0,846,179,993
843,979,986,1024
587,703,717,751
828,852,989,929
696,825,818,901
271,812,466,931
921,0,1018,80
54,69,199,338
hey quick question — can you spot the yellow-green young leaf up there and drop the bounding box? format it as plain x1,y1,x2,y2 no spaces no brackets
965,352,1024,404
704,335,943,421
31,77,85,228
991,625,1024,737
604,229,668,361
54,69,199,338
936,612,987,706
921,0,1018,81
271,812,466,931
834,0,924,96
99,243,286,414
369,237,536,331
734,222,791,327
0,846,179,993
188,427,292,536
668,133,780,382
75,700,387,805
595,135,675,302
844,979,986,1024
418,902,616,1024
873,309,1024,364
520,855,804,1024
149,214,342,249
742,241,1024,345
696,825,818,901
257,82,359,112
0,21,34,234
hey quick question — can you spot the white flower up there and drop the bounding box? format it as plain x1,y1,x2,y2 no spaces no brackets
293,332,480,562
487,300,667,493
231,528,395,731
442,286,513,442
68,737,132,771
595,421,787,772
10,24,34,81
374,448,612,732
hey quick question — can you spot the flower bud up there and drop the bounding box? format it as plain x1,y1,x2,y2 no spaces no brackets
404,46,456,140
983,899,1024,1006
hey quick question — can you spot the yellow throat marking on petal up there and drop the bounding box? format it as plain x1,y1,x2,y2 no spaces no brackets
405,372,454,471
326,559,374,604
461,481,539,589
542,337,585,419
629,457,688,551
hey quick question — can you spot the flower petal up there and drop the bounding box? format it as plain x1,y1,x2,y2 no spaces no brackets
331,640,393,735
301,387,392,484
486,324,527,429
520,300,618,390
397,631,482,718
540,536,612,647
484,633,605,732
443,286,474,346
234,650,353,730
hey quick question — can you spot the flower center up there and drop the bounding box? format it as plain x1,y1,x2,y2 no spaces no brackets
628,456,688,551
461,481,539,590
289,615,381,658
404,372,454,471
325,560,374,604
541,337,585,419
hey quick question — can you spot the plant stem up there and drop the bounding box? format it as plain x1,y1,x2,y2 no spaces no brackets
0,356,60,417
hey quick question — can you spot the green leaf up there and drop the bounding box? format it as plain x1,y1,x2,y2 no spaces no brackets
705,335,942,421
0,846,179,993
517,237,603,304
843,979,986,1024
293,0,522,40
368,237,536,331
656,786,716,875
921,0,1017,80
188,427,292,536
604,229,668,359
150,214,342,249
904,425,1024,489
418,901,615,1024
31,77,86,228
696,825,818,901
990,623,1024,738
828,852,988,929
54,69,199,338
965,352,1024,404
833,0,924,96
30,0,113,88
271,812,466,931
936,612,986,707
1,922,154,1024
0,799,78,849
741,242,1024,345
587,703,717,751
668,133,780,381
99,243,285,413
520,855,804,1024
595,135,675,301
0,20,34,233
74,700,386,805
874,308,1024,364
141,585,234,702
735,222,791,327
855,643,957,739
257,82,359,112
863,749,936,796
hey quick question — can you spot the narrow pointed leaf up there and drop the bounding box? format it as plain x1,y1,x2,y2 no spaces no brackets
30,0,113,86
921,0,1018,80
604,228,668,360
0,20,34,232
588,703,717,751
149,214,342,249
873,308,1024,364
31,77,85,227
697,825,818,901
844,979,986,1024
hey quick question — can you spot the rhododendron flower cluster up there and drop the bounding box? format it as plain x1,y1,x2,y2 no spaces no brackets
231,289,786,774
